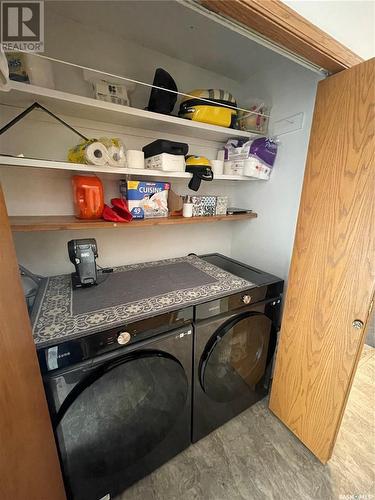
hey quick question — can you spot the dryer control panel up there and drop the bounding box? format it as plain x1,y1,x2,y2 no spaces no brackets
38,306,193,373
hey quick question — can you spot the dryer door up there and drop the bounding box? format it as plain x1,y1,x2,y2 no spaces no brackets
199,312,274,403
54,350,189,500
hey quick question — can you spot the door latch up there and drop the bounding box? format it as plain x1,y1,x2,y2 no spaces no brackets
352,320,364,330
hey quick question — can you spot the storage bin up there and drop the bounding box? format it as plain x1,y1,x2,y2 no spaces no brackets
235,102,269,134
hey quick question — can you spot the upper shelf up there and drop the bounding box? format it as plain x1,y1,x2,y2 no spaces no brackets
0,155,261,181
0,81,259,143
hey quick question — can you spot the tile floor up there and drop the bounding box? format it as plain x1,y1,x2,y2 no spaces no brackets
118,346,375,500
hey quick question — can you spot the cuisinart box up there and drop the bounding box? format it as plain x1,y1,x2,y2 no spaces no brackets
120,180,170,219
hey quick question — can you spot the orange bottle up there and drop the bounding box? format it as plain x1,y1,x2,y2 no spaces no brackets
72,175,104,219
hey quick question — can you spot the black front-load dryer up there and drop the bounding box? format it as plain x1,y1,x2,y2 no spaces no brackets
193,254,283,442
39,308,193,500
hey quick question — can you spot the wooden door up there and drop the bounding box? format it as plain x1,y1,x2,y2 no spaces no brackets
201,0,363,73
0,185,66,500
269,58,375,463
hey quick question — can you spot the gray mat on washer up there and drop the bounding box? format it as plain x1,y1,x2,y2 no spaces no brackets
31,255,254,347
73,262,217,315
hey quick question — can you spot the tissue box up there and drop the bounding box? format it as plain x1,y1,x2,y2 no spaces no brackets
191,196,217,217
120,180,170,219
216,196,228,215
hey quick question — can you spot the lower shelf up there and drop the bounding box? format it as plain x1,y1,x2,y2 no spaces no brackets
9,213,257,232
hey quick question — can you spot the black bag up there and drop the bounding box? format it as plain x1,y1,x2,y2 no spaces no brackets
147,68,177,115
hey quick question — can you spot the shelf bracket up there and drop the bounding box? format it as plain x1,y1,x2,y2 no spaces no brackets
0,101,89,141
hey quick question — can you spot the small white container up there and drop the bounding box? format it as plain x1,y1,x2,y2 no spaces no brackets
183,196,193,218
126,150,144,169
145,153,185,172
210,159,224,176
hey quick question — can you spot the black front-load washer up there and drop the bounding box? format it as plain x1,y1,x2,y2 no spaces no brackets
39,308,193,500
193,254,284,442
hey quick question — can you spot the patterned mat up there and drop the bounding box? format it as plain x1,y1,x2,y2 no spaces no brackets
31,255,254,348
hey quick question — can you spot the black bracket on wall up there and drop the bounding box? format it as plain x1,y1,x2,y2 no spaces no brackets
0,101,89,141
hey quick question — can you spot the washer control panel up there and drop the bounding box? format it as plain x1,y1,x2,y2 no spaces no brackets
242,294,252,304
117,331,131,345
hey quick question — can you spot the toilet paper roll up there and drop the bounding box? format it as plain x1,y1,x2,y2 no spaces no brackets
107,145,126,167
84,141,109,166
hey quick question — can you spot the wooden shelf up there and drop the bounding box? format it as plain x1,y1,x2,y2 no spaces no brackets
0,81,260,143
0,156,261,181
9,213,257,232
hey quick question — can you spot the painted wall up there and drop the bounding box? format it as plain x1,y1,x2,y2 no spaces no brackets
0,99,240,276
42,9,244,110
0,8,320,282
0,13,243,276
283,0,375,60
231,58,321,281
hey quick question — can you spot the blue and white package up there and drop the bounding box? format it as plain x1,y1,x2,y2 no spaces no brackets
121,180,170,219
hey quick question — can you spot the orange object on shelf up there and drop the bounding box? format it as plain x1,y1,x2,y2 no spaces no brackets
72,175,104,219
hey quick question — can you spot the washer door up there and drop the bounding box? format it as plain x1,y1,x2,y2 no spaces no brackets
199,312,273,403
55,350,189,499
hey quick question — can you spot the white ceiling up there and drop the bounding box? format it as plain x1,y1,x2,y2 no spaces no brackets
283,0,375,60
46,0,288,83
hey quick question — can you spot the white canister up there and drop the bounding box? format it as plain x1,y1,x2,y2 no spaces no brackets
210,159,224,176
183,196,193,218
126,150,144,169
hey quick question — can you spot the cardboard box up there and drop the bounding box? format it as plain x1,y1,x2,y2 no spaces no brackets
120,180,170,219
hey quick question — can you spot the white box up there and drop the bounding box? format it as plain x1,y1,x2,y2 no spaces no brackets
145,153,185,172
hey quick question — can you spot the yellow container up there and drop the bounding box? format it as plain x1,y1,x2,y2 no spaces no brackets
179,89,237,128
181,105,234,128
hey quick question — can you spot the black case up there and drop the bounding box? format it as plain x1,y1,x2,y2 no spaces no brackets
142,139,189,158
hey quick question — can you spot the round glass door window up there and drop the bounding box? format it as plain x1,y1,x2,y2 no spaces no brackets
56,352,188,496
200,313,273,402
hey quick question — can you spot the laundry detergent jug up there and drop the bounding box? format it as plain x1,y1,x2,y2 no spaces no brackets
72,175,104,219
